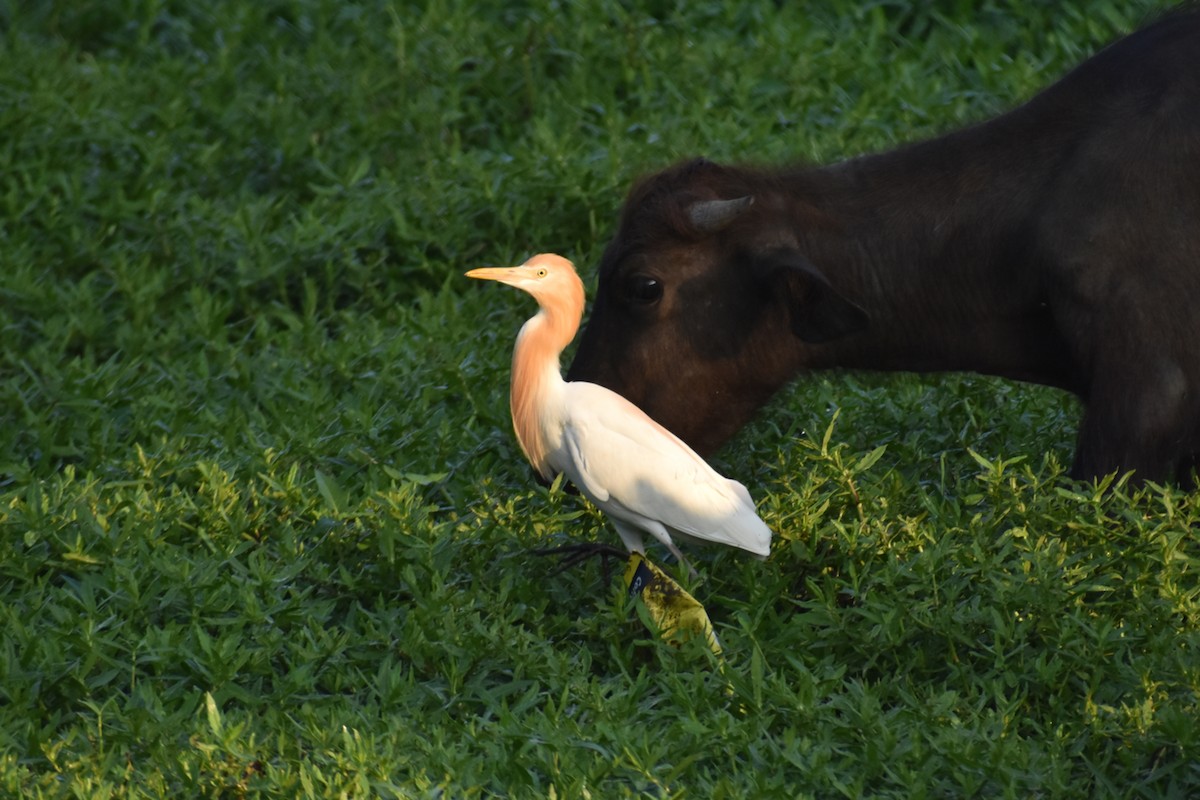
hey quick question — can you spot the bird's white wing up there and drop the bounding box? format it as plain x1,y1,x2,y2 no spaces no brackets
553,381,772,556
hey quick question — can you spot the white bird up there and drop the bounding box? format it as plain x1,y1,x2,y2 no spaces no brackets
466,253,772,566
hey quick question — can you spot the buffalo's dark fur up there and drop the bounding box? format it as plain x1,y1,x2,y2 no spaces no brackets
568,9,1200,483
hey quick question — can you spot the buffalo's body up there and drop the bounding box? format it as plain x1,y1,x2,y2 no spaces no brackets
567,9,1200,483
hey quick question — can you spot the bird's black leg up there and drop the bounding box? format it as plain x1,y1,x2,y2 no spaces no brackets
529,543,627,576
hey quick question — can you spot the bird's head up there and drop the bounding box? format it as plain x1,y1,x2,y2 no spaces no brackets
466,253,584,315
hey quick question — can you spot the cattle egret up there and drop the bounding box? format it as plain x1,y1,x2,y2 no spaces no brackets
466,253,773,566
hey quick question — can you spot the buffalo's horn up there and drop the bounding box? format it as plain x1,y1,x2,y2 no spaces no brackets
688,196,755,232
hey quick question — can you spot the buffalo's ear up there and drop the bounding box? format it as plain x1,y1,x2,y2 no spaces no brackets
763,250,869,343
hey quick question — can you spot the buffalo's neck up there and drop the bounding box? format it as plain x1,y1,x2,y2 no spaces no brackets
788,111,1080,390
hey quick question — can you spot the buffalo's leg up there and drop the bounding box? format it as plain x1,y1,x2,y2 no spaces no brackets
1071,358,1193,484
1174,452,1200,487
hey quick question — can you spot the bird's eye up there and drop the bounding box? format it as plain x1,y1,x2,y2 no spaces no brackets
535,268,548,278
625,274,663,305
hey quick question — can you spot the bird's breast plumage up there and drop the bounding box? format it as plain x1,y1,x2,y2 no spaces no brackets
509,314,571,479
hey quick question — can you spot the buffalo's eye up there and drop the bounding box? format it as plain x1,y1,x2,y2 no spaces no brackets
624,274,663,305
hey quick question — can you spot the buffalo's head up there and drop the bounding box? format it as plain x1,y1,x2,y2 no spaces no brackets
567,158,868,454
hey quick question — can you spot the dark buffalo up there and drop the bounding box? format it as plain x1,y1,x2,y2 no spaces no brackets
567,9,1200,483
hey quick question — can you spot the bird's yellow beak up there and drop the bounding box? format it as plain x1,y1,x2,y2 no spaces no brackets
465,266,522,284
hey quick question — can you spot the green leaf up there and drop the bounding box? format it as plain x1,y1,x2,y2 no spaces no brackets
204,692,222,737
854,445,887,473
314,469,347,514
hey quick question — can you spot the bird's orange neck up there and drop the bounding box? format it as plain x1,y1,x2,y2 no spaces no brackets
509,283,584,477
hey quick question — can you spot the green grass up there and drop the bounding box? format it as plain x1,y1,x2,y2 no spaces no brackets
1,0,1197,796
